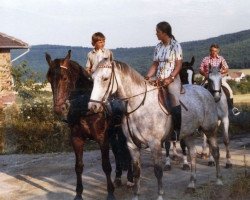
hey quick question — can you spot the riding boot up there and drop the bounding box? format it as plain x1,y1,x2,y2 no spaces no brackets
171,105,181,141
227,98,240,116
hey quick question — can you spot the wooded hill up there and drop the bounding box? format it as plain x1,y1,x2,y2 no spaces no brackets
12,29,250,78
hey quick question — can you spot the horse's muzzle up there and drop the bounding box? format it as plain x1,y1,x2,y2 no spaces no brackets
213,91,221,102
54,101,70,117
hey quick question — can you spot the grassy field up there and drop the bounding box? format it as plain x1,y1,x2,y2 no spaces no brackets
234,93,250,104
230,68,250,75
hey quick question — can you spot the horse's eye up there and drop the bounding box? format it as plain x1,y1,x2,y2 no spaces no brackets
103,77,109,82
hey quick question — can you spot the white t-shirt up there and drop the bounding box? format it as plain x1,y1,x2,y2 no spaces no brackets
153,39,183,79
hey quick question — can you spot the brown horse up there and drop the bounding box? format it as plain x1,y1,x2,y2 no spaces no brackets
45,50,132,200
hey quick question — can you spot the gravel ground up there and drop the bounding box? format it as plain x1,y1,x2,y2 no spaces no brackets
0,134,249,200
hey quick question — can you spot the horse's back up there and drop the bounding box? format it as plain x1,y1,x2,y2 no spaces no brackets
180,85,218,134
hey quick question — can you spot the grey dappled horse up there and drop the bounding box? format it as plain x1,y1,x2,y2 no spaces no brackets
88,60,222,200
204,65,232,168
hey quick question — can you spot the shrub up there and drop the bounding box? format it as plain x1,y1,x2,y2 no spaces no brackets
0,63,72,154
3,100,71,154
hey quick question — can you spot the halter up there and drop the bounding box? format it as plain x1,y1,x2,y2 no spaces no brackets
89,61,149,116
208,64,222,95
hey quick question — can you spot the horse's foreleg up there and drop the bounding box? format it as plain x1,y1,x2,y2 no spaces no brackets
99,140,115,200
109,127,122,187
128,144,141,200
207,135,223,185
72,137,85,200
185,137,197,191
222,117,232,168
164,140,171,171
150,141,164,200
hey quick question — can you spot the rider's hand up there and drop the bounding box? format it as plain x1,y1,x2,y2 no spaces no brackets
163,77,174,86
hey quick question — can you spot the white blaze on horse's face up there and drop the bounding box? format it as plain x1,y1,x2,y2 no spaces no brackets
208,67,222,102
88,67,117,112
187,69,193,84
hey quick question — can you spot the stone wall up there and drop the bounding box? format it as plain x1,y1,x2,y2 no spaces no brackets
0,49,15,107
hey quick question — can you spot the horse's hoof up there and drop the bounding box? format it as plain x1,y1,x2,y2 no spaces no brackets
114,178,122,187
163,164,171,171
107,193,116,200
208,161,215,167
74,194,83,200
182,164,190,171
225,163,233,169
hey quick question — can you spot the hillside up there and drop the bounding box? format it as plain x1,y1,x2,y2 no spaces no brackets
11,29,250,79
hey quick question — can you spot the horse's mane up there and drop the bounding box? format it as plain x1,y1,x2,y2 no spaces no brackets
69,60,92,80
113,60,145,86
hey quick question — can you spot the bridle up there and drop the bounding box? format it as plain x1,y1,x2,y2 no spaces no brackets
89,61,118,107
207,66,222,95
89,61,149,116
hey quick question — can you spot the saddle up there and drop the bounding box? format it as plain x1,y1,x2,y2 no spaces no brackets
158,84,185,112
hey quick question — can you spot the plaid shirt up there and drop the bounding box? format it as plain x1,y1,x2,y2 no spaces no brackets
200,55,228,75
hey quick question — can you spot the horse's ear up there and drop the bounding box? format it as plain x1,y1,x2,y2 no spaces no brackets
45,53,52,66
190,56,195,66
65,50,71,60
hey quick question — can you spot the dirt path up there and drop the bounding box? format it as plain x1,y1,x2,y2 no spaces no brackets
0,135,249,200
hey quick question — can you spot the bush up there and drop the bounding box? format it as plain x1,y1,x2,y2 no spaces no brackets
2,100,71,154
228,76,250,94
0,62,72,154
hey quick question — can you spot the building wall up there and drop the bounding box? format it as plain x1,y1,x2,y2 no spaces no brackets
0,49,15,107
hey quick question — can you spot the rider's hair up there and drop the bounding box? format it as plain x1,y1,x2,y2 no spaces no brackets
156,21,176,40
210,43,220,50
91,32,105,46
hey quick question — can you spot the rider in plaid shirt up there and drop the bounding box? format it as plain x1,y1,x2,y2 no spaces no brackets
199,44,240,116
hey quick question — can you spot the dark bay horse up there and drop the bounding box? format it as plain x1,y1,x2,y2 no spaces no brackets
45,50,132,200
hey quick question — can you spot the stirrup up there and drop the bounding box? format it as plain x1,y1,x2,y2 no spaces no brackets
232,107,240,116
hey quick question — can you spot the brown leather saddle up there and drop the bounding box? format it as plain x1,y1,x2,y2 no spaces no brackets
158,84,185,113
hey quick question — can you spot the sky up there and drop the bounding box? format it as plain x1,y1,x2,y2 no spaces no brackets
1,0,250,49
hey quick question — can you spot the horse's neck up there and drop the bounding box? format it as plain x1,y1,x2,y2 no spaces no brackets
71,71,93,98
116,72,156,109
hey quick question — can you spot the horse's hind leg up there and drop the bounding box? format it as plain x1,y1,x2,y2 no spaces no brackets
149,141,164,200
207,134,223,185
180,139,190,170
202,134,209,159
99,140,115,200
72,137,85,200
222,117,232,168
